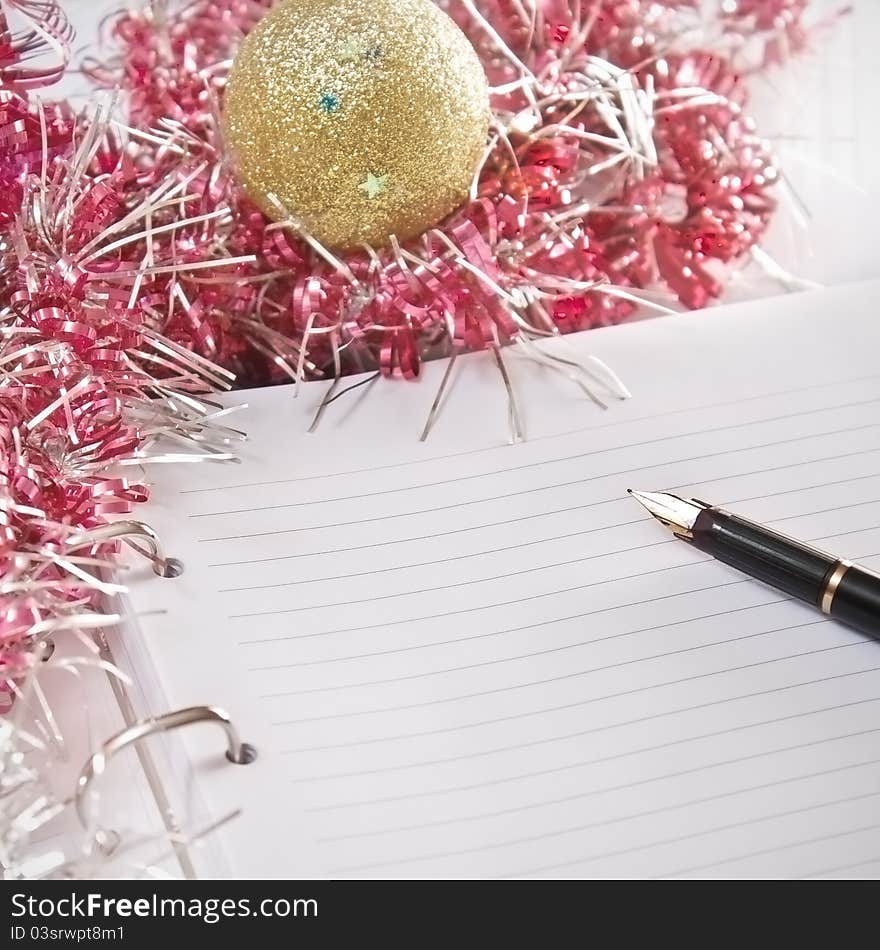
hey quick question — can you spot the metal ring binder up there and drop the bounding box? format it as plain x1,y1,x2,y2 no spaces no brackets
75,706,256,831
65,521,184,578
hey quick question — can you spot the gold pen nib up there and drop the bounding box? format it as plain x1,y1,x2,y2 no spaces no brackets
627,489,707,537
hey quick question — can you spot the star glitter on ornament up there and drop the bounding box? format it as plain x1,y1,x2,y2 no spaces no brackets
337,35,383,64
359,172,388,199
338,36,364,62
319,92,341,113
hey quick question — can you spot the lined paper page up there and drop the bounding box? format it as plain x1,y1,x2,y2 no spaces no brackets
122,280,880,879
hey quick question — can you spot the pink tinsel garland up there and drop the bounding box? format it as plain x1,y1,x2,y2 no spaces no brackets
0,0,837,680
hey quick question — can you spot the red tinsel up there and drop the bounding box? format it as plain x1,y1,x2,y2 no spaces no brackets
0,0,837,675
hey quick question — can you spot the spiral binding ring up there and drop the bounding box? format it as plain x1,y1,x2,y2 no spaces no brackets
75,706,256,831
65,521,184,578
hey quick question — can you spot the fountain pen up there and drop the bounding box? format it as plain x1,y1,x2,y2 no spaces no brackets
629,490,880,639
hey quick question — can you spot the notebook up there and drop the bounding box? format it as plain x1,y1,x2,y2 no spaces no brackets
109,279,880,879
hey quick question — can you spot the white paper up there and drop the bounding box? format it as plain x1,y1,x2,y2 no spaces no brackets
117,280,880,879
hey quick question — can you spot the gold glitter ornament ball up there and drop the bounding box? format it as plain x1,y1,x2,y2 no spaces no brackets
224,0,491,250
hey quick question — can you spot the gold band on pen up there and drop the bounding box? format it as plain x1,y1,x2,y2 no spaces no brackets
820,559,853,615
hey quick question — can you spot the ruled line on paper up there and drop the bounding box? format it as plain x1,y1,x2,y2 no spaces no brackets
293,692,877,786
802,856,880,879
295,666,880,765
337,792,880,876
221,520,658,593
264,618,832,700
655,822,880,882
205,445,880,568
178,369,880,496
318,753,880,843
249,527,880,675
508,815,880,882
242,577,751,645
188,394,880,520
234,538,880,643
238,542,698,624
232,519,879,624
218,477,880,594
271,639,879,727
197,420,880,543
270,596,799,675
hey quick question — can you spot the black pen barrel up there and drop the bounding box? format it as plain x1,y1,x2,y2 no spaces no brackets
691,509,835,603
691,508,880,639
830,566,880,635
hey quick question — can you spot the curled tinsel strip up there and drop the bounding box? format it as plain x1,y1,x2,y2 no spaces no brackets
0,1,245,684
68,0,818,388
0,0,73,92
